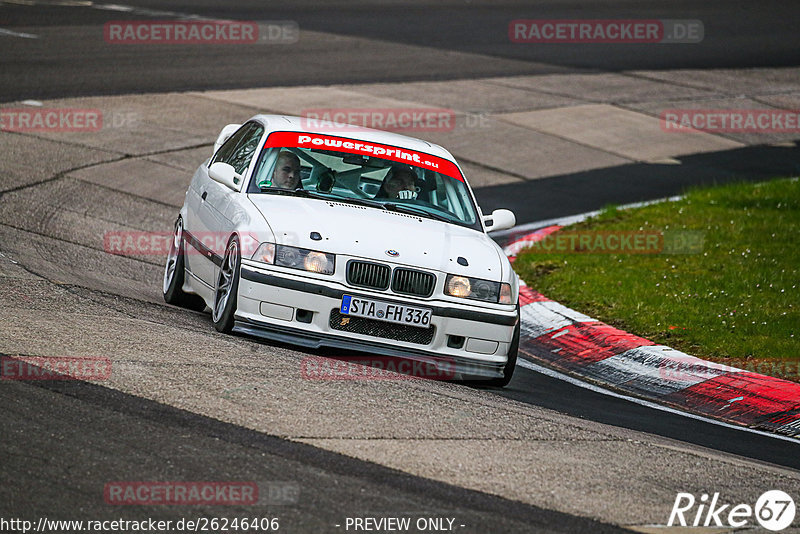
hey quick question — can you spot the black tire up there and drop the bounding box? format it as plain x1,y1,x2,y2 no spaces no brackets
163,217,206,311
464,303,520,388
483,308,520,387
212,235,241,333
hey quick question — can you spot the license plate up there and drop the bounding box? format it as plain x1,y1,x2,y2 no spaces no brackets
340,295,432,328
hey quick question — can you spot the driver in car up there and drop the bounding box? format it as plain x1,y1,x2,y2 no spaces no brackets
375,165,418,200
272,151,302,189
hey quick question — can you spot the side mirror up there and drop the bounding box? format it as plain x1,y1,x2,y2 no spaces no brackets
483,209,516,232
212,123,242,157
208,162,244,191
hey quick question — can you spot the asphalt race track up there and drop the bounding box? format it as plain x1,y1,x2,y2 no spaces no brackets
2,1,800,532
2,0,800,101
1,377,619,533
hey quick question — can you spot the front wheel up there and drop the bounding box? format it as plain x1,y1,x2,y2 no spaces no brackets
465,304,520,388
484,311,520,387
163,217,205,311
212,236,241,333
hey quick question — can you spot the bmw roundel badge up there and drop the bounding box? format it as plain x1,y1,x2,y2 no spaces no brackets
385,249,400,257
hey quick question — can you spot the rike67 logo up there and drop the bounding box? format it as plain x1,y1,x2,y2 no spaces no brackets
669,490,796,531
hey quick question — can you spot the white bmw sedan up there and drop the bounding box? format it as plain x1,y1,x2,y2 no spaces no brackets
163,115,520,386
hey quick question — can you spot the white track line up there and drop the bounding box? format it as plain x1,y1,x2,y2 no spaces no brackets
517,358,800,444
490,195,683,239
0,27,39,38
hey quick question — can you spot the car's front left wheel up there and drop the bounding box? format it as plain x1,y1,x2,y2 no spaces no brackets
464,303,520,388
484,313,520,387
212,235,241,333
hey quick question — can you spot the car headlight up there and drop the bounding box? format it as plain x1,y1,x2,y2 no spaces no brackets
251,243,335,275
252,242,275,264
445,274,512,304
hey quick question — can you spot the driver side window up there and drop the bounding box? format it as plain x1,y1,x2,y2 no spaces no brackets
211,122,265,175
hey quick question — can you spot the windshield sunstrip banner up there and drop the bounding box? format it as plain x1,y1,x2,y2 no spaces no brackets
264,131,463,182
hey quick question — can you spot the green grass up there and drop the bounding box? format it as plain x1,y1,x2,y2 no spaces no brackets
514,178,800,381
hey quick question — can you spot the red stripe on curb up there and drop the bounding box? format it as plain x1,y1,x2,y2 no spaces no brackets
530,322,654,369
506,225,562,248
663,371,800,426
519,285,550,306
503,225,563,259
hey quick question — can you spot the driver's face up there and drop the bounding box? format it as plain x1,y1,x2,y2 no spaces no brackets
272,155,300,188
384,173,415,197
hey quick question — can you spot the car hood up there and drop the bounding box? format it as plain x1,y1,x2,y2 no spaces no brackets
248,195,506,279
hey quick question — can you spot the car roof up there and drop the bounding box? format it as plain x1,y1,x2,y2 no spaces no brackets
251,114,458,163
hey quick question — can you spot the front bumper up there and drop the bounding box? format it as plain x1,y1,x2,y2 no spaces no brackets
234,263,518,379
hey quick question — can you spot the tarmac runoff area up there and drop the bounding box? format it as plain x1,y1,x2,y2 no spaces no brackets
1,67,800,530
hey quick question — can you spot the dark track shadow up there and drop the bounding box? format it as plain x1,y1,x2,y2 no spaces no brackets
476,141,800,225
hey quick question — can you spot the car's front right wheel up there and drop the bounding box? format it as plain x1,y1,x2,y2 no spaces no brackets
163,217,205,311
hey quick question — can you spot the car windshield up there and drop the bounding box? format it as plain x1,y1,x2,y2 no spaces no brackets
248,131,481,230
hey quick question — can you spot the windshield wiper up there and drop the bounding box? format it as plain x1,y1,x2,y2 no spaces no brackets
258,187,330,200
383,203,451,223
257,187,391,211
329,197,388,210
255,190,450,223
